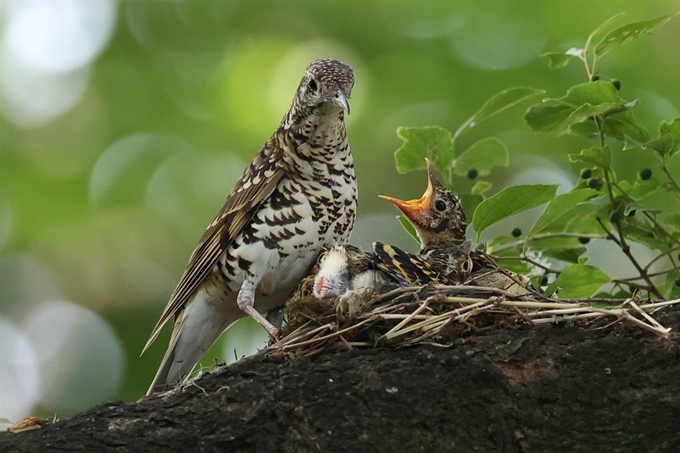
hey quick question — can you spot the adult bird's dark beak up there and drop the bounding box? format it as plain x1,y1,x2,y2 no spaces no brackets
332,89,350,114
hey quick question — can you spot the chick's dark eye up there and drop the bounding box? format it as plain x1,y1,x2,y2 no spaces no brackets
435,200,446,212
308,79,318,92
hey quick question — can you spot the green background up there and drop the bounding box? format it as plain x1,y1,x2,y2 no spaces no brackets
1,0,679,422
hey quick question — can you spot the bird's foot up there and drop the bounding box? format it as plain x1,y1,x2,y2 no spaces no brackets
237,294,280,338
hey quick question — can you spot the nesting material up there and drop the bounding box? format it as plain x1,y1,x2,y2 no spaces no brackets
271,284,680,359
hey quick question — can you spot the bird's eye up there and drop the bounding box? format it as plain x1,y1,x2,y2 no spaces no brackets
308,79,318,92
435,200,446,212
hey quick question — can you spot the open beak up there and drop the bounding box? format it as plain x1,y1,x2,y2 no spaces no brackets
379,177,434,224
379,158,441,224
332,89,350,114
424,158,441,189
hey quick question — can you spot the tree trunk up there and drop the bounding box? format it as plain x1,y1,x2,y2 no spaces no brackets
2,311,680,453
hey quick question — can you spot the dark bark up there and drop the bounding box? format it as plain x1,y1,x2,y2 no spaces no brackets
3,311,680,453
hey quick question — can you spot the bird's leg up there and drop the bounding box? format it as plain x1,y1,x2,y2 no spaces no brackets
237,280,280,337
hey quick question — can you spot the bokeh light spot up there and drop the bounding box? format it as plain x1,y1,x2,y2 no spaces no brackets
0,52,90,127
5,0,116,74
90,133,196,208
451,6,547,70
221,318,268,365
221,39,295,139
0,318,39,430
22,300,124,414
0,254,61,315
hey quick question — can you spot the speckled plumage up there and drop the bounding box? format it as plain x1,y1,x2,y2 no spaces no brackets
143,59,357,394
381,158,531,294
379,158,471,284
371,241,445,285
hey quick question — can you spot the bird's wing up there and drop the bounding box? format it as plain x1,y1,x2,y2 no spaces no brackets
371,242,442,285
143,143,286,353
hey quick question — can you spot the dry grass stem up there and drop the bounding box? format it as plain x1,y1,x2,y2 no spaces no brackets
271,287,680,358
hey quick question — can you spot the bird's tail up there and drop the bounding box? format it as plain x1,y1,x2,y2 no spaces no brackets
146,290,243,395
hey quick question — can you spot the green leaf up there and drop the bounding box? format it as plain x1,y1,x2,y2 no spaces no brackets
568,147,611,169
594,14,677,59
394,126,454,174
569,100,636,122
541,247,588,264
472,184,558,239
620,221,669,251
585,12,627,52
663,271,680,300
453,137,509,177
547,264,611,298
568,110,650,142
397,215,420,244
659,118,680,156
540,47,584,69
453,87,544,142
585,12,626,48
471,180,493,196
543,201,609,236
492,250,533,274
524,82,637,136
555,81,621,106
529,236,583,251
527,188,599,240
616,178,661,201
624,134,673,155
523,102,573,134
664,213,680,233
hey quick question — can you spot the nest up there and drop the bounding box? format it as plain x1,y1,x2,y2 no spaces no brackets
270,285,680,359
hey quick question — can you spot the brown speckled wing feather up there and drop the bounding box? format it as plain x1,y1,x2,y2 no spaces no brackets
372,242,442,286
143,143,286,352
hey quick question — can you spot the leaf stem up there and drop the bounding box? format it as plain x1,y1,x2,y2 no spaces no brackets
494,232,607,253
596,217,664,299
660,159,680,203
610,182,680,247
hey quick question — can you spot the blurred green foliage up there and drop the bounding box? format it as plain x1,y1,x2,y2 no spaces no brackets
394,12,680,301
1,0,679,420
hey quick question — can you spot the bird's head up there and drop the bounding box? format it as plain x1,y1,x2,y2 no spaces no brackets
313,246,352,300
379,158,467,248
297,58,355,115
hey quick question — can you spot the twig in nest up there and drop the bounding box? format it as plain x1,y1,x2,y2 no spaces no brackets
271,286,680,359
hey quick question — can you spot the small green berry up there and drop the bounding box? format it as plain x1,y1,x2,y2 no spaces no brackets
578,237,590,244
611,78,621,90
580,168,592,179
467,168,478,180
609,211,622,223
640,168,652,180
587,178,603,190
511,227,522,238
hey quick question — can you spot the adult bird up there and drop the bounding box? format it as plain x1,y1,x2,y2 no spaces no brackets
143,59,357,394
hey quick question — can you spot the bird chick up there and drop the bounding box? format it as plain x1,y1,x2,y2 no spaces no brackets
381,158,532,295
313,245,398,302
379,158,471,283
379,158,467,248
